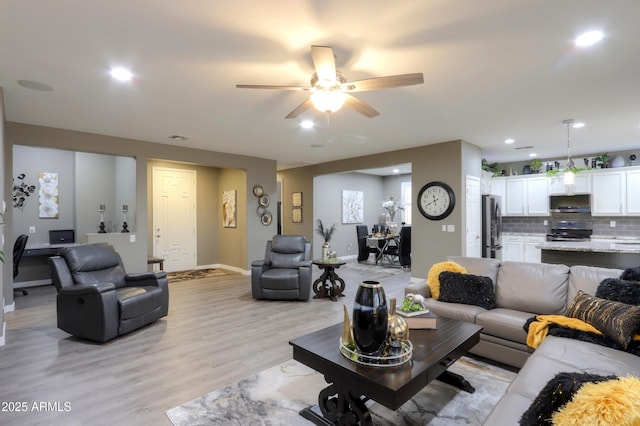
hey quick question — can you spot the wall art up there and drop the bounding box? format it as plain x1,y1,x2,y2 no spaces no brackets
222,189,237,228
342,190,363,224
38,172,59,218
292,207,302,223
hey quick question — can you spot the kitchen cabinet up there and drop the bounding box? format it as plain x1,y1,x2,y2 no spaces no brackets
502,235,544,263
504,176,548,216
591,171,626,215
548,173,591,194
490,177,506,216
626,170,640,215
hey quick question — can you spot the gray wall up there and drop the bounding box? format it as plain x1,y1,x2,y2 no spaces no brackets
1,87,5,342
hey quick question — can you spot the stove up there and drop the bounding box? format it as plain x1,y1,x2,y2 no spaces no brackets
546,220,592,242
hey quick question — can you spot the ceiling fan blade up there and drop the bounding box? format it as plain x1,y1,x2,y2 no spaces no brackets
345,73,424,92
236,84,310,91
311,45,337,82
285,98,314,119
343,94,379,118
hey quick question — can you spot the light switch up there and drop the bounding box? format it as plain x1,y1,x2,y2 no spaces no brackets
29,226,36,234
610,220,616,228
543,220,548,226
442,224,446,232
130,234,136,243
447,224,455,232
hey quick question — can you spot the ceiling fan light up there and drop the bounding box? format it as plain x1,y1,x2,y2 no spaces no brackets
311,91,347,113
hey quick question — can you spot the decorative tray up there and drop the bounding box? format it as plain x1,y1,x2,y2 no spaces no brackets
339,339,413,367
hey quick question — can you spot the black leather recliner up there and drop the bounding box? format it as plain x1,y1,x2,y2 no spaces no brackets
251,235,312,301
48,243,169,342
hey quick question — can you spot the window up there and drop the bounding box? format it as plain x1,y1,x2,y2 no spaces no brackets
401,181,412,225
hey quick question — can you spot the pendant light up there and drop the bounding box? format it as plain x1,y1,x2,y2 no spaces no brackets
562,119,576,185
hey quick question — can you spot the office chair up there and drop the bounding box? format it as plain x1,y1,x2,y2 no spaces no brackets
13,234,29,296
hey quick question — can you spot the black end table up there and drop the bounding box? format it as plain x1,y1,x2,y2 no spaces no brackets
312,259,346,301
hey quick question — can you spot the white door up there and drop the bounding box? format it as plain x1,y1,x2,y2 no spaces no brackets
465,175,481,257
153,167,197,272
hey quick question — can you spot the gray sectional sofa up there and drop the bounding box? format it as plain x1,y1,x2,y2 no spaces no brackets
405,256,640,424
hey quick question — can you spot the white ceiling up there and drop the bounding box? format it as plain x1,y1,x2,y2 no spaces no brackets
1,1,639,170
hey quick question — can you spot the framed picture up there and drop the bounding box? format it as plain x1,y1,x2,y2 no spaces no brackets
292,207,302,223
222,189,237,228
292,192,302,207
342,190,363,224
38,172,59,218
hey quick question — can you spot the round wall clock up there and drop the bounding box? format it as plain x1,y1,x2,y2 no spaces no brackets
417,181,456,220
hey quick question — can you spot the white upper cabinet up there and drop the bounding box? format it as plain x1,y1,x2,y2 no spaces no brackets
490,177,506,216
626,170,640,215
591,171,626,215
503,175,548,216
548,173,591,194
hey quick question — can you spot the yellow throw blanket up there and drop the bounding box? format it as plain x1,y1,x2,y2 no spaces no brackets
527,315,603,349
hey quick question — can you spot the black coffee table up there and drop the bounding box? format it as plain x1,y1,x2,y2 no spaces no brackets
289,318,482,425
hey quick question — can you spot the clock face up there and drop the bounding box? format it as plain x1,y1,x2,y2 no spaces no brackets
417,181,455,220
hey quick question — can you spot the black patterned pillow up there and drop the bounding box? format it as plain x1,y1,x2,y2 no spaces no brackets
437,272,496,310
519,372,617,426
566,290,640,349
596,278,640,305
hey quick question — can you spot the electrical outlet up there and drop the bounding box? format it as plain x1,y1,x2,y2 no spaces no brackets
610,220,616,228
29,226,36,234
543,220,548,226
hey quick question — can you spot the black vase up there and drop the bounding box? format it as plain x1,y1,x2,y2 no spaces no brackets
352,280,388,355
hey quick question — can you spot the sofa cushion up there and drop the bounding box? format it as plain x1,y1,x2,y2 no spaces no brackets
568,265,623,305
596,278,640,305
566,290,640,349
438,272,496,309
496,261,569,314
519,371,617,426
423,298,485,324
426,261,467,299
476,308,534,344
552,376,640,425
447,256,501,286
261,269,300,290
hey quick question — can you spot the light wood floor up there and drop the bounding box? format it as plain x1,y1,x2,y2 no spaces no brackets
0,262,412,426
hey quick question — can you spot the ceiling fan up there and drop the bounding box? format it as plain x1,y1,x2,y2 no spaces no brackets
236,45,424,119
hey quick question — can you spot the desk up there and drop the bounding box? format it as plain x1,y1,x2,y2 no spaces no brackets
18,243,85,288
24,242,84,257
312,259,346,301
366,235,399,265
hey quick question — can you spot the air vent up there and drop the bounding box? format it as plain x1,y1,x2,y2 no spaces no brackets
515,145,535,150
168,135,189,141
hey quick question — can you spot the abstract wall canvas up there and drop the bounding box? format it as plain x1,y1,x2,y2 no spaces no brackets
39,172,59,218
342,190,363,224
222,189,237,228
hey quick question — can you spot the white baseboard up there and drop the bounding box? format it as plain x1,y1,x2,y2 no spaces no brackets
4,302,15,313
0,322,5,347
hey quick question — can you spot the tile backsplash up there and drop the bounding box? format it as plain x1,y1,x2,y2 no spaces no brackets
501,214,640,237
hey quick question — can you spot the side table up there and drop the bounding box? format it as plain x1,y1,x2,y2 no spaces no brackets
312,260,346,302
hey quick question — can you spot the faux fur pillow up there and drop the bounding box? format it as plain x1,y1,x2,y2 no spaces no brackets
426,261,467,299
621,266,640,281
519,372,617,426
596,278,640,305
566,290,640,349
552,376,640,425
437,272,496,309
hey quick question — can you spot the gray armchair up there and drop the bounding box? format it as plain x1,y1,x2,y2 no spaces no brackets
251,235,312,300
49,243,169,342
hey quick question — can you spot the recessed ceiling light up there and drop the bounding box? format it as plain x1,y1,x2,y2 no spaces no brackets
529,153,537,157
300,120,314,129
572,122,585,128
575,30,603,47
505,138,515,144
110,67,133,81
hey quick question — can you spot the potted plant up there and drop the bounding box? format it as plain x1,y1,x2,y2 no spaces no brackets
316,220,337,260
530,159,543,173
594,153,610,168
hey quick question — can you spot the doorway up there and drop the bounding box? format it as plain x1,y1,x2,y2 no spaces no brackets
152,167,197,272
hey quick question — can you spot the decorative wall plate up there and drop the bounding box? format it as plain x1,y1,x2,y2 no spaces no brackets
259,194,271,207
261,211,272,225
252,184,264,197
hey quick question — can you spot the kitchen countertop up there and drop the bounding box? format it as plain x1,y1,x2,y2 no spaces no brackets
537,241,640,254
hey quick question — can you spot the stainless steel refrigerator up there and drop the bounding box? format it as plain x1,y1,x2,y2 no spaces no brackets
481,195,502,259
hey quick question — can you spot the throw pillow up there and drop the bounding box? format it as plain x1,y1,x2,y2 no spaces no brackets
552,376,640,426
596,277,640,305
426,261,467,299
437,272,496,310
519,372,617,426
565,290,640,349
621,266,640,281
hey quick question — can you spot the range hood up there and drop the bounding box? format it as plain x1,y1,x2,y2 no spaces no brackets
549,194,591,213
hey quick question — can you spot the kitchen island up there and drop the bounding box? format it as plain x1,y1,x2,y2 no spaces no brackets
538,240,640,269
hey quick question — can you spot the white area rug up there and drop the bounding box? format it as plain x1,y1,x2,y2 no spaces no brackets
166,356,516,425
